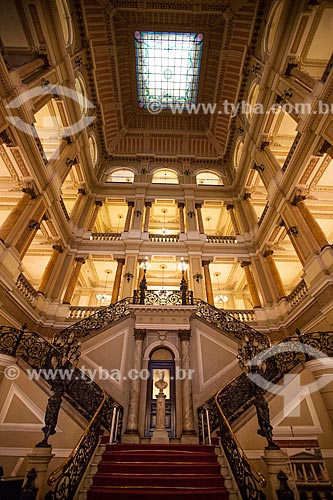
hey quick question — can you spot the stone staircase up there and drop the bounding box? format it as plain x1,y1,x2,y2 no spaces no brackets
85,442,230,499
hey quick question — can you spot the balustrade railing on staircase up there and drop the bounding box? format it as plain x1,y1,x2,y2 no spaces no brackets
0,325,123,500
197,330,333,500
132,288,194,306
53,297,133,345
286,279,308,307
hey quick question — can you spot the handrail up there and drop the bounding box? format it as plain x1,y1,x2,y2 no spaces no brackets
47,389,107,499
53,297,133,344
195,299,269,346
214,383,266,499
197,331,333,498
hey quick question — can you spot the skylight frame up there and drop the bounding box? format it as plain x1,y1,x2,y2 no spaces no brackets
134,31,203,110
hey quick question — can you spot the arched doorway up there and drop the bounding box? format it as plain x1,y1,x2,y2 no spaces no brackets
145,347,176,438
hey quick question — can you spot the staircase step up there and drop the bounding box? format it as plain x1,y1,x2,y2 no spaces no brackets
98,461,221,474
87,443,229,499
87,486,229,499
105,443,215,452
101,451,217,462
93,473,225,488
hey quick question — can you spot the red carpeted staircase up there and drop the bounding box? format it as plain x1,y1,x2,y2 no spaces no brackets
87,442,229,499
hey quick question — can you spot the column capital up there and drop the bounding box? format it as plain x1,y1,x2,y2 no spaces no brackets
201,260,211,267
253,163,265,173
116,258,126,265
226,204,234,211
144,201,152,208
243,192,252,200
78,188,86,196
95,200,103,207
178,329,191,342
194,203,202,209
240,260,251,268
177,202,185,209
75,257,86,264
27,219,40,231
263,248,274,258
52,244,63,253
292,194,306,206
127,201,135,208
285,62,298,76
134,329,146,341
22,187,37,199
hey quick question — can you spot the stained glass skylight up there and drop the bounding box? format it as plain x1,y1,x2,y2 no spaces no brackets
135,31,203,109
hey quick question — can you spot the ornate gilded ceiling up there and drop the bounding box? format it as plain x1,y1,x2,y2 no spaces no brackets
80,0,260,160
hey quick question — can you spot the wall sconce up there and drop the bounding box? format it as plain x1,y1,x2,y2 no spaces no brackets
286,226,299,237
124,271,134,282
187,211,195,219
193,272,203,283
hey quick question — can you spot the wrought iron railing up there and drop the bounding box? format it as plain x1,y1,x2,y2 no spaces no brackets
206,235,237,244
89,232,121,241
132,288,194,306
0,325,123,500
53,297,132,345
195,299,268,346
149,233,179,242
286,279,308,307
16,273,38,303
197,331,333,499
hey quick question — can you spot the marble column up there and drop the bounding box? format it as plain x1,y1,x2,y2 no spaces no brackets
143,202,152,232
178,330,196,441
240,261,261,308
111,258,125,304
15,202,46,259
125,329,146,441
123,201,134,232
263,249,286,299
0,187,36,244
88,200,103,231
287,64,316,90
70,188,86,222
62,257,86,304
242,192,258,227
226,204,240,234
195,203,205,234
178,202,185,233
293,195,329,250
202,260,214,306
38,244,63,295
